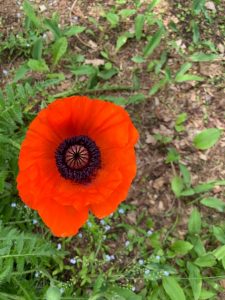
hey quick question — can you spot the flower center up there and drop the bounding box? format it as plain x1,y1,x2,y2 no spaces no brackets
55,136,101,184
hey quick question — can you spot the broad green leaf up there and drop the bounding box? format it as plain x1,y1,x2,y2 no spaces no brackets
135,14,145,41
44,19,62,39
131,56,145,63
193,128,222,150
194,254,216,267
179,164,191,187
213,245,225,260
143,28,164,57
194,182,215,193
162,276,186,300
187,262,202,300
72,65,97,76
116,35,128,51
200,197,225,212
213,226,225,244
171,240,193,255
128,94,146,103
23,0,41,28
52,37,68,65
166,148,180,163
171,176,184,197
98,68,118,80
119,9,136,18
32,38,43,60
46,286,61,300
13,65,29,82
188,208,201,235
199,289,216,300
189,52,219,62
64,26,86,37
27,59,49,72
106,12,119,27
175,74,204,82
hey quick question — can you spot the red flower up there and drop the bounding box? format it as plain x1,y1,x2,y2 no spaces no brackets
17,96,138,237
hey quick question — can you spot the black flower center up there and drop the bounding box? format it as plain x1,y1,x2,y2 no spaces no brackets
55,136,101,184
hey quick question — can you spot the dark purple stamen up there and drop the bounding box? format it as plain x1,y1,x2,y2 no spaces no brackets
55,136,101,184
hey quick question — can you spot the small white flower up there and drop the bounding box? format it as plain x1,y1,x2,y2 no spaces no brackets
26,43,30,47
156,255,160,261
16,13,21,18
125,241,130,247
147,230,153,236
3,69,8,76
87,221,92,227
105,255,111,262
103,235,106,240
164,271,169,276
32,219,38,225
69,258,76,265
35,271,39,278
42,33,47,39
138,259,144,265
78,233,82,238
118,208,125,214
11,202,17,208
60,288,65,294
132,287,136,291
145,269,150,275
57,243,62,250
110,255,115,260
104,225,111,231
100,220,105,225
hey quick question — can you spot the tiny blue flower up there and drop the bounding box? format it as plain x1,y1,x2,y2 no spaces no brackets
87,221,92,227
104,225,111,231
110,255,115,260
156,255,160,261
11,202,17,208
138,259,144,265
164,271,170,276
105,255,111,262
145,269,150,275
100,220,105,225
32,219,38,225
147,230,153,236
57,243,62,250
78,233,83,238
69,258,76,265
125,241,130,247
118,208,125,214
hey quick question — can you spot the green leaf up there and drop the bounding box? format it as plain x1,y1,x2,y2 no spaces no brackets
149,77,168,95
162,276,186,300
213,245,225,260
44,19,62,39
131,56,145,63
52,37,68,65
98,68,118,80
143,28,164,57
107,286,142,300
194,182,215,193
64,25,86,37
189,52,219,62
128,94,146,104
106,12,119,27
119,9,136,18
179,164,191,187
135,14,145,41
166,148,180,163
13,65,29,82
148,0,161,11
171,240,193,255
212,226,225,244
199,289,216,300
187,262,202,300
192,0,206,14
23,0,41,28
188,208,201,235
116,35,128,51
200,197,225,212
46,286,61,300
32,38,43,60
72,65,97,76
27,59,49,72
175,113,187,132
193,128,222,150
194,254,216,267
175,74,204,82
191,21,200,44
171,176,184,197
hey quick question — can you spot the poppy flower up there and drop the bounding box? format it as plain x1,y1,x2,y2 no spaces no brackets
17,96,138,237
